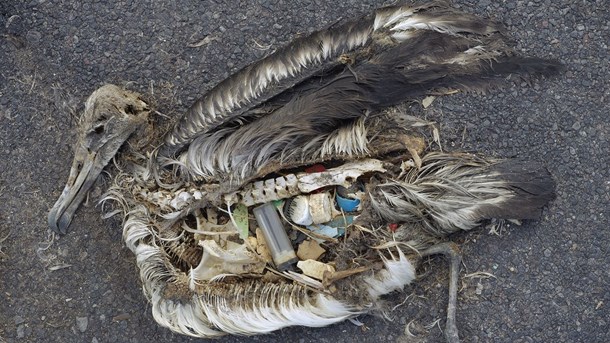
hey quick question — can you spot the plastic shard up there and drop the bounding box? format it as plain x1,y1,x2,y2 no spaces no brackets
297,259,336,280
296,239,326,261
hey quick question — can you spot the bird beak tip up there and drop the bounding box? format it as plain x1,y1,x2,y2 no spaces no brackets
48,210,70,235
48,152,104,235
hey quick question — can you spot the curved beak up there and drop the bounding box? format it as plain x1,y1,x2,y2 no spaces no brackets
47,85,150,235
48,144,107,234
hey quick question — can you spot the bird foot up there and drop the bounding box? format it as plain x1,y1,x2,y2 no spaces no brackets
420,242,462,343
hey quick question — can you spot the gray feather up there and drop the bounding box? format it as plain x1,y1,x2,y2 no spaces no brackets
368,152,555,236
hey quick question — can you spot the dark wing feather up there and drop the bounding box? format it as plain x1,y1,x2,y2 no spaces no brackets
161,2,508,155
174,3,561,186
476,160,556,220
162,10,378,154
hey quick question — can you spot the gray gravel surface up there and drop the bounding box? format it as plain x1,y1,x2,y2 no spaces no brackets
1,1,608,342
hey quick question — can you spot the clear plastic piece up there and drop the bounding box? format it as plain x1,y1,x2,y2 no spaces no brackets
253,203,298,271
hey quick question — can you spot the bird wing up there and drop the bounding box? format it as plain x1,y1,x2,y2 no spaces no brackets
160,2,505,155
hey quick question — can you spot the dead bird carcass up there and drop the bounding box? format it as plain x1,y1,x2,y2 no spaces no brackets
48,3,560,342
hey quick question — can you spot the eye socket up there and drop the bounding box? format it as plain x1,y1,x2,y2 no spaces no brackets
125,104,136,115
97,113,109,123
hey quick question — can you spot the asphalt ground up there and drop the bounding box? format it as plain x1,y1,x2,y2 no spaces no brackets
0,1,608,342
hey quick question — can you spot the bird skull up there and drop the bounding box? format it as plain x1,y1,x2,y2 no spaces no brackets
48,85,150,234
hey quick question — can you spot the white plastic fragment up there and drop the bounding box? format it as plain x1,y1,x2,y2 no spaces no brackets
297,259,335,280
287,195,313,226
308,193,334,224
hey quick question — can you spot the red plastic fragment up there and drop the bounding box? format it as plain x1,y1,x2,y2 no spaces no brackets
304,164,326,173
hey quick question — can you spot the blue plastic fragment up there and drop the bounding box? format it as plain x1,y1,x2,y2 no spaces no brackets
307,224,339,238
324,216,354,228
306,214,354,240
335,193,360,212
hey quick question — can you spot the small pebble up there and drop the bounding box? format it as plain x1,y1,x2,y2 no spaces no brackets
17,324,25,339
26,30,42,43
569,147,576,155
76,316,89,332
475,282,484,295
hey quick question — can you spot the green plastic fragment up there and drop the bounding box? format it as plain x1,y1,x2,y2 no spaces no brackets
233,203,250,240
272,199,284,209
